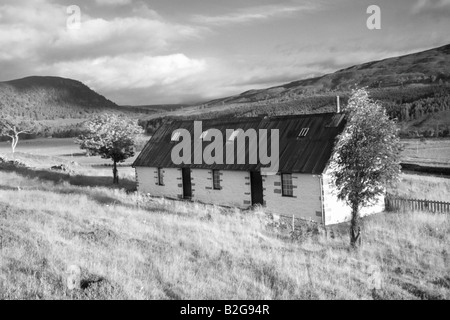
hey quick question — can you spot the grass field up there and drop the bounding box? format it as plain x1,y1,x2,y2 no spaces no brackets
1,137,449,300
0,137,144,167
0,138,137,188
390,173,450,202
401,139,450,168
0,138,123,166
1,157,449,300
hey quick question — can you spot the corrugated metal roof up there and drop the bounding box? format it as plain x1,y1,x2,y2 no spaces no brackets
133,113,346,174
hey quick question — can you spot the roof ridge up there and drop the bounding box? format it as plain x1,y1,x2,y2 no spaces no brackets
168,112,339,125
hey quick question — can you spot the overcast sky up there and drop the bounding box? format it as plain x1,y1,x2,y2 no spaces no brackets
1,0,449,105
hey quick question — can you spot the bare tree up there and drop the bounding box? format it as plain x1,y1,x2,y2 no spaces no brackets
0,117,31,154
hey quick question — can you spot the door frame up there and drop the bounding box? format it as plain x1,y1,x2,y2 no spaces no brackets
250,170,264,206
181,168,192,200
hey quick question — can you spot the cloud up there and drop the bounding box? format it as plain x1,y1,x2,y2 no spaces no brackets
0,0,208,103
412,0,450,15
129,55,329,104
42,53,206,91
0,1,201,63
191,4,318,26
95,0,132,6
1,0,448,105
50,16,200,61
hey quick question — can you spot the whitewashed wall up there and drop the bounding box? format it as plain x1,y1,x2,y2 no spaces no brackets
135,167,182,199
321,170,385,225
263,173,323,223
135,166,385,226
191,169,251,208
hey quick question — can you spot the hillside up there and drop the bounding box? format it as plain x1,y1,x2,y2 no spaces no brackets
141,44,450,138
0,76,125,120
203,43,450,106
2,44,450,139
0,158,449,300
0,76,187,121
0,76,159,138
120,104,188,114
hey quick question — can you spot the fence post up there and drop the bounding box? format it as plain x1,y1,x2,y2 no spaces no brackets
385,195,450,214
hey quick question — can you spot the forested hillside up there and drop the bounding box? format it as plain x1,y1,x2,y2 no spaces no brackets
0,76,154,139
0,76,122,120
199,43,450,107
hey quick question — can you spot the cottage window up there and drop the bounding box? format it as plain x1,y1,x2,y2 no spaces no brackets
157,168,164,186
212,170,221,190
298,128,309,137
281,173,293,197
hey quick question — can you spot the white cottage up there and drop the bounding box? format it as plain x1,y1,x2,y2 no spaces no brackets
132,113,384,225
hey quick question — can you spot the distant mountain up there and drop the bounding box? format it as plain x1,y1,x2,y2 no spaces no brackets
3,44,450,140
0,76,125,120
142,44,450,138
120,104,187,114
200,43,450,107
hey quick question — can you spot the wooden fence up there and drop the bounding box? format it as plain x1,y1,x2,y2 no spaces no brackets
385,195,450,213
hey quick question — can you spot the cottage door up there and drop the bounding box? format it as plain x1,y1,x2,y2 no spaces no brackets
182,168,192,199
250,171,264,206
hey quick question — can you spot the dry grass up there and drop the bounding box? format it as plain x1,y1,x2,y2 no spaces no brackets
0,137,141,166
390,173,450,202
1,167,449,300
401,139,450,167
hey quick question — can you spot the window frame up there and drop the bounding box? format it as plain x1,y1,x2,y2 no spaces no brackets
298,127,310,137
212,169,221,190
281,173,294,197
157,167,164,186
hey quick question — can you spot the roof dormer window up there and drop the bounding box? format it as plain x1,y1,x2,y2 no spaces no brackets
298,128,309,137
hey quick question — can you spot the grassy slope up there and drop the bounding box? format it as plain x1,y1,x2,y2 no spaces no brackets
0,136,149,167
1,165,449,300
392,173,450,201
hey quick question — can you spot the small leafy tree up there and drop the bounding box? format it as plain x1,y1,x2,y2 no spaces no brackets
77,114,144,184
329,88,402,247
0,117,32,154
